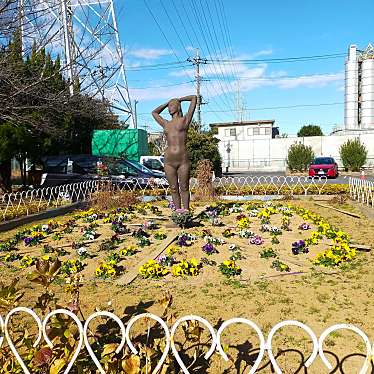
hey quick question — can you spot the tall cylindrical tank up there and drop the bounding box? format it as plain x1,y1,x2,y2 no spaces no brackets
345,45,359,130
361,57,374,129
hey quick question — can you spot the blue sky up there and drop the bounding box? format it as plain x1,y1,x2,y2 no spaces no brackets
116,0,373,134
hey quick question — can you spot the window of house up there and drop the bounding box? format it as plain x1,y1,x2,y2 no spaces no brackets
265,127,271,135
230,128,236,136
247,128,252,136
224,129,230,137
253,127,260,135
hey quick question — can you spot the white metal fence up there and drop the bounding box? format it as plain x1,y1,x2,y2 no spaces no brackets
212,175,328,196
0,176,332,221
349,177,374,207
0,307,372,374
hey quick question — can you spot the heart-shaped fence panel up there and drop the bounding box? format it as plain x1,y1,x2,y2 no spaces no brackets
125,313,170,374
83,310,126,374
266,320,318,373
43,309,84,374
0,314,4,348
170,315,217,374
216,318,266,374
319,323,372,374
4,307,42,374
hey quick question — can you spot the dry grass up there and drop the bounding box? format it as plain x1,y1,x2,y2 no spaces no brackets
89,190,139,211
194,159,215,201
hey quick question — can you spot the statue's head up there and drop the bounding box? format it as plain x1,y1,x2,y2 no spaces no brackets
168,98,182,116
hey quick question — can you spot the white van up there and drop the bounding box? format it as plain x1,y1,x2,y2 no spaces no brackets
139,156,165,172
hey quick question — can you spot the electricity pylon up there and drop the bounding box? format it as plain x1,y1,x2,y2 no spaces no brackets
17,0,135,126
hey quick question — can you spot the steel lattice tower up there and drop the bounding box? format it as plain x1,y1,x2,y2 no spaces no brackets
17,0,135,127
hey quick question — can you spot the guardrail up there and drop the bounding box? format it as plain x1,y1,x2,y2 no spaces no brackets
349,177,374,207
0,176,331,221
0,308,372,374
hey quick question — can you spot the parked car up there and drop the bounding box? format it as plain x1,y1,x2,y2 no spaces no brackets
40,155,168,187
139,156,165,172
308,157,339,178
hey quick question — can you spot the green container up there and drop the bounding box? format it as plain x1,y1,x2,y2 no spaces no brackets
92,129,149,161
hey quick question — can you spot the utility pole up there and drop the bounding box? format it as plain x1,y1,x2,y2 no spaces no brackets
141,123,149,133
188,49,207,128
134,100,138,129
236,80,245,122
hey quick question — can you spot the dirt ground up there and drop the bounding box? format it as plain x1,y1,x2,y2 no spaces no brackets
1,197,374,373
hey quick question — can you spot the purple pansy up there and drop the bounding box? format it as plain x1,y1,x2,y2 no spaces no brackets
177,234,189,247
292,240,309,255
24,237,34,246
202,242,216,255
249,235,264,245
298,223,311,230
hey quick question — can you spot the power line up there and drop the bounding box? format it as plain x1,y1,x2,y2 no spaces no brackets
188,0,236,109
126,52,347,71
205,102,346,113
180,0,235,113
159,0,191,60
215,0,241,80
173,0,196,49
127,63,191,72
137,101,343,115
195,0,236,105
141,0,196,91
208,53,346,64
138,99,374,116
129,80,194,90
126,61,187,70
143,0,183,64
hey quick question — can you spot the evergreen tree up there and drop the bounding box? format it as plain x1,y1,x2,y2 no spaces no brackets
297,125,323,137
0,30,119,188
187,125,222,177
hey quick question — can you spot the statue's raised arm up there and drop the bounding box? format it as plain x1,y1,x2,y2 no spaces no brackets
151,102,169,128
179,95,197,127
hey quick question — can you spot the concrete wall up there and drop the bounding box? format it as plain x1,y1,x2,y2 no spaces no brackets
219,132,374,172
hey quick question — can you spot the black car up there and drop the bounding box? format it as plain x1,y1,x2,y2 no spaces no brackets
40,155,168,188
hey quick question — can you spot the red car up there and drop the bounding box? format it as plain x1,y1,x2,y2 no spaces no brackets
309,157,339,178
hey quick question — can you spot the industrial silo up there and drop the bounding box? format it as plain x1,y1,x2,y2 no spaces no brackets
345,45,359,130
360,44,374,129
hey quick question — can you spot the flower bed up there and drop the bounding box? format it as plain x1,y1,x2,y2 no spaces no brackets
0,196,370,373
0,198,360,295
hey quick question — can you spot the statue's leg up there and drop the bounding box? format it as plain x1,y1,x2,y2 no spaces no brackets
164,163,181,209
178,161,191,210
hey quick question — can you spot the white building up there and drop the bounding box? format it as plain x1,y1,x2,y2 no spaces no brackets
344,44,374,132
210,44,374,172
211,120,281,171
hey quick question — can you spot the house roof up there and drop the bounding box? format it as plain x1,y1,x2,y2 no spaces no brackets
210,120,276,128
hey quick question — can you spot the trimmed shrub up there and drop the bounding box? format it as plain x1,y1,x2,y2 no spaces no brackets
340,138,367,172
286,143,315,172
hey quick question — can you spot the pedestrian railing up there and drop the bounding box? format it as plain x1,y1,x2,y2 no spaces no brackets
349,177,374,207
0,307,372,373
0,176,331,221
212,175,328,196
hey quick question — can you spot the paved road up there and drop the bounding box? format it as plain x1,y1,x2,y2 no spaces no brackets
220,171,374,184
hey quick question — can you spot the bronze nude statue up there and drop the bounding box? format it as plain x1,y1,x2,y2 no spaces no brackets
152,95,197,210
